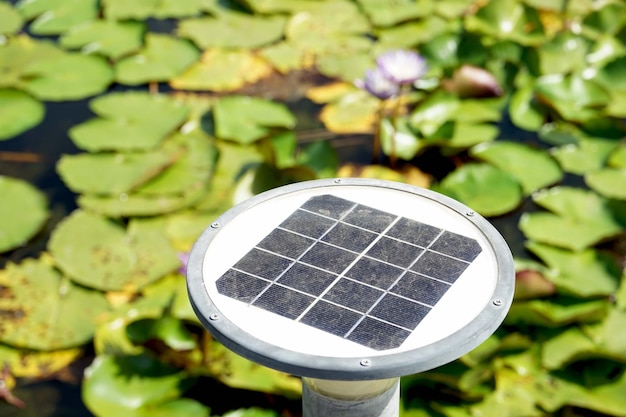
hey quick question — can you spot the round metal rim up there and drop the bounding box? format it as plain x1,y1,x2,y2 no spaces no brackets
186,178,515,380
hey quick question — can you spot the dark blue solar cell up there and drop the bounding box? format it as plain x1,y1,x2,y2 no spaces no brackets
279,210,335,239
216,270,270,303
430,230,482,262
365,236,423,268
323,279,384,313
253,285,314,319
343,205,397,233
301,195,355,219
233,248,293,280
410,250,469,283
369,294,430,330
347,317,410,350
300,301,362,337
257,228,315,259
386,218,441,247
322,223,378,253
299,242,358,274
277,263,337,296
344,257,404,289
391,271,451,306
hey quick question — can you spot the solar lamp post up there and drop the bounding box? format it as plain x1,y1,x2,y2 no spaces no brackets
187,179,514,417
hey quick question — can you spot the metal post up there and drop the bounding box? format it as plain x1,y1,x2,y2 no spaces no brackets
302,377,400,417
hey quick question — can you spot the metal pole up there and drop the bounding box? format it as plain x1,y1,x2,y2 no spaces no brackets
302,377,400,417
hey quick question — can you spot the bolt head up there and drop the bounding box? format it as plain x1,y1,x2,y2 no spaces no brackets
360,359,371,367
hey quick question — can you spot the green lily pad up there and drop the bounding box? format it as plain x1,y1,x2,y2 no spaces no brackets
83,354,208,417
355,0,433,27
509,84,544,131
375,16,450,48
525,242,621,297
16,0,98,35
22,53,114,101
0,89,45,140
550,137,617,174
453,98,504,123
0,2,24,35
380,117,422,161
170,48,273,92
584,307,626,361
69,92,189,151
116,33,199,85
316,53,375,83
534,74,610,122
582,1,626,38
470,141,562,195
60,20,145,59
420,33,460,68
542,327,596,369
0,176,48,253
593,55,626,94
0,35,64,88
537,31,589,75
585,169,626,200
439,122,500,149
318,90,379,134
213,95,296,144
259,42,305,73
178,13,286,49
506,298,609,327
56,149,178,195
239,0,325,14
102,0,206,20
608,144,626,169
0,257,109,350
48,211,180,291
409,91,460,137
435,163,522,217
586,36,625,67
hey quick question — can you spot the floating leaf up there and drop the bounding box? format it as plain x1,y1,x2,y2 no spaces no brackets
550,137,617,175
506,298,609,327
0,35,64,88
16,0,98,35
69,92,189,151
60,20,145,59
582,1,626,38
0,176,47,253
0,344,82,378
509,84,544,131
57,149,178,195
453,98,504,123
435,163,522,217
542,327,596,369
592,56,626,92
585,169,626,200
178,13,286,49
534,74,610,122
441,122,499,149
470,141,562,195
83,354,208,417
102,0,206,20
22,53,114,101
409,91,459,137
223,409,279,417
213,95,296,144
584,307,626,361
0,2,23,35
526,242,621,297
537,31,589,75
355,0,433,27
608,144,626,169
375,16,450,48
0,257,109,350
48,211,180,291
259,42,306,73
380,117,422,160
116,33,199,85
316,53,374,83
319,90,379,134
170,48,272,91
0,89,45,140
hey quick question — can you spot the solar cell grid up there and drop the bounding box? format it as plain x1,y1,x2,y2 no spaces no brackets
216,194,483,351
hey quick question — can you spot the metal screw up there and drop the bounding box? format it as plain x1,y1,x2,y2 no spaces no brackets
333,178,342,184
209,313,220,321
466,211,475,217
493,299,503,306
210,222,220,229
360,359,371,367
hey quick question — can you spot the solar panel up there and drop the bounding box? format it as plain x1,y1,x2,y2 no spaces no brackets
215,194,482,351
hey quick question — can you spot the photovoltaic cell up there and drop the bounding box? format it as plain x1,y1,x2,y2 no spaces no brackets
216,194,483,351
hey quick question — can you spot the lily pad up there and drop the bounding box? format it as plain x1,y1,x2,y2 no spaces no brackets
0,257,109,350
48,211,180,291
508,84,544,131
537,31,589,75
0,89,45,140
434,163,522,217
0,176,48,253
102,0,206,20
0,2,23,35
585,169,626,200
56,149,178,195
0,343,82,378
178,13,286,49
316,53,375,83
22,53,114,101
0,35,64,88
542,327,596,369
69,92,189,151
526,242,621,297
550,137,617,174
318,90,379,134
83,354,208,417
60,20,145,59
375,16,450,48
355,0,433,27
506,298,609,327
608,144,626,169
259,42,306,73
409,91,460,137
380,117,422,160
116,33,199,85
170,48,273,91
213,95,296,144
16,0,98,35
470,141,562,195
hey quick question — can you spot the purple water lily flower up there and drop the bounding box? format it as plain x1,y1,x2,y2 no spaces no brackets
177,252,189,275
377,49,428,85
355,67,400,99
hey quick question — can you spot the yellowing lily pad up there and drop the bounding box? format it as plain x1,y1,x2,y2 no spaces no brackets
0,257,109,350
170,48,273,92
69,92,189,151
177,13,286,49
0,176,48,253
0,89,45,140
0,343,82,378
17,0,98,35
48,211,180,291
116,33,199,85
319,90,379,134
0,2,23,35
60,20,146,59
